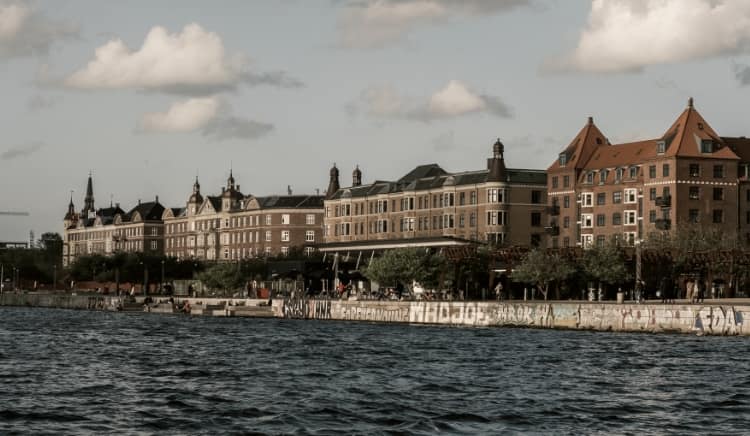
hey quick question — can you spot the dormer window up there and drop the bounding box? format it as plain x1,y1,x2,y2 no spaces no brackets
629,167,638,178
559,153,568,166
657,140,666,154
615,168,623,182
701,140,713,154
599,170,608,184
586,172,594,184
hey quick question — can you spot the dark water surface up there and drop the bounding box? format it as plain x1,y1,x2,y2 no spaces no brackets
1,307,748,435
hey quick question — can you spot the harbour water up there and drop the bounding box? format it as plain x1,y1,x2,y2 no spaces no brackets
1,307,748,435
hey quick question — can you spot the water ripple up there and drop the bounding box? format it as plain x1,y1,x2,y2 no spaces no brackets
0,307,748,434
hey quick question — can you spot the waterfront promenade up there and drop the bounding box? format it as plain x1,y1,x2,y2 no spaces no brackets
1,291,748,336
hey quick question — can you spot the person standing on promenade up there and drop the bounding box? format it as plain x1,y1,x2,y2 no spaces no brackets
494,282,503,301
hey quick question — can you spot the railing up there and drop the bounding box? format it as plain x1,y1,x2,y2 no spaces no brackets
655,195,671,208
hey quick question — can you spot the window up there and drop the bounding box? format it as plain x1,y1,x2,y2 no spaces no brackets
563,237,570,248
470,191,477,205
487,188,505,203
663,164,670,177
552,177,559,189
713,165,724,178
596,214,605,226
265,230,272,242
581,193,593,207
713,209,723,223
340,223,350,236
265,215,272,225
401,197,415,211
305,247,315,256
713,188,724,201
487,211,506,226
150,240,157,250
629,167,638,178
586,172,594,184
596,193,606,206
599,170,608,184
531,190,542,204
401,217,416,231
264,246,272,255
581,214,593,228
442,214,454,229
559,153,568,166
657,140,666,154
701,140,713,153
624,189,637,203
281,214,290,225
280,247,289,256
649,188,656,201
469,213,476,227
306,214,315,225
459,192,466,205
623,232,636,246
531,212,541,227
596,235,606,247
459,214,465,228
563,216,570,228
581,234,593,248
689,186,700,200
689,164,700,177
531,234,541,247
563,175,570,188
563,196,570,208
281,230,290,242
613,192,622,204
613,213,623,227
649,210,657,223
649,165,656,178
615,168,623,182
689,209,700,223
624,210,637,225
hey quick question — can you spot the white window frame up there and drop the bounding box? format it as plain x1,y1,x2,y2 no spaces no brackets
581,213,594,228
281,230,290,242
265,230,272,242
265,214,272,225
624,210,637,225
306,214,315,225
624,188,637,204
581,193,593,207
581,234,593,249
305,230,315,242
281,214,290,225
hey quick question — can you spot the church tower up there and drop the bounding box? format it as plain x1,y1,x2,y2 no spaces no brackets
326,163,340,199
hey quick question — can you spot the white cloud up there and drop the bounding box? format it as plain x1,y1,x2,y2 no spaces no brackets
350,80,511,121
140,96,273,141
0,1,77,59
548,0,750,73
338,0,528,48
65,23,301,94
141,97,220,132
1,141,44,160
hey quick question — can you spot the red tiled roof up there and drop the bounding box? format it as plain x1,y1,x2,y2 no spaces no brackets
547,117,608,172
660,101,738,160
584,139,657,170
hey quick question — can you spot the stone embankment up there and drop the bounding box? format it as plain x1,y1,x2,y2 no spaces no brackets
1,292,747,336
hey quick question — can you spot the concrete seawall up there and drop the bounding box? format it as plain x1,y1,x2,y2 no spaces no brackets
2,293,747,336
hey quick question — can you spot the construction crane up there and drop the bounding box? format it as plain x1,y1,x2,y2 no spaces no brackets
0,211,30,216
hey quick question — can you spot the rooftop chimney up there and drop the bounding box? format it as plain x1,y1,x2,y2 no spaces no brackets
287,185,293,195
155,195,159,203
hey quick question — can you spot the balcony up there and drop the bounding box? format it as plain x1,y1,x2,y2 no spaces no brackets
655,195,671,208
655,218,671,230
548,204,560,216
545,225,560,236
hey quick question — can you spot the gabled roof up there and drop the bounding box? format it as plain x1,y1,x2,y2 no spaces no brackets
659,100,738,160
548,117,609,172
124,201,164,222
206,196,221,212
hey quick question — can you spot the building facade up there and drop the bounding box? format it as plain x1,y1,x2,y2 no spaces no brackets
547,99,750,249
321,140,548,253
62,175,165,267
162,172,324,260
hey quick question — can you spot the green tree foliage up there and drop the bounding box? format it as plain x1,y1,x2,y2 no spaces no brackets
196,262,245,293
362,248,446,291
581,242,629,291
511,249,575,300
0,232,64,286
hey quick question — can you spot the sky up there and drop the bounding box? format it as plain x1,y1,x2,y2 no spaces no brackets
1,0,750,242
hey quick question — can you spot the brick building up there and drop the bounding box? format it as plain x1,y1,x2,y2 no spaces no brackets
547,98,750,249
320,139,547,255
162,172,324,260
62,174,165,267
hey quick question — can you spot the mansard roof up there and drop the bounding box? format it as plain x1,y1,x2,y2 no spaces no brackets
328,165,546,200
255,195,324,209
